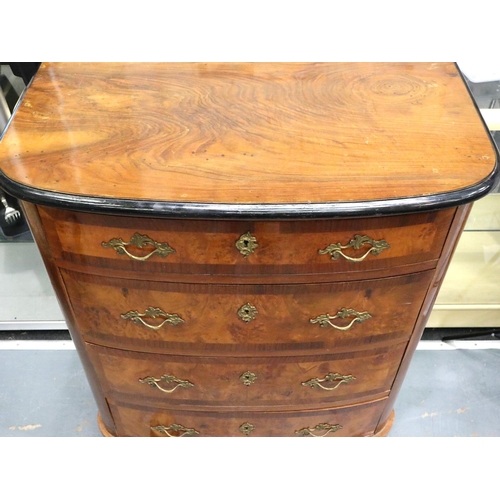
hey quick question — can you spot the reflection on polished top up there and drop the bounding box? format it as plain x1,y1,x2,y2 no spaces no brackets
0,62,497,217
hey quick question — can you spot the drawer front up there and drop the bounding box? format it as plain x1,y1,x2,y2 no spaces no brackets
40,206,455,282
63,269,433,355
109,398,388,437
87,342,406,409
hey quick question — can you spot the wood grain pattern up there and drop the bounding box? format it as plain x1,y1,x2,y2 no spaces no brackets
60,269,434,356
86,341,407,410
0,63,496,207
109,397,388,437
37,205,455,283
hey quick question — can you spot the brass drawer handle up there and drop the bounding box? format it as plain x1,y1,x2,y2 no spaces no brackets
151,424,199,437
139,374,194,393
235,231,258,258
302,372,356,391
295,423,343,437
121,306,184,330
102,233,175,261
319,234,390,262
310,308,371,331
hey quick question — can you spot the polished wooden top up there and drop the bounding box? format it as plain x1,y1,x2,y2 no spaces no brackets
0,62,497,217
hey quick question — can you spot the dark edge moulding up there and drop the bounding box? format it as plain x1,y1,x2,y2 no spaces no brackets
0,63,499,221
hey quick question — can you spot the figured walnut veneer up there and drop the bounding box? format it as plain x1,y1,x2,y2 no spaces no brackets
0,63,496,207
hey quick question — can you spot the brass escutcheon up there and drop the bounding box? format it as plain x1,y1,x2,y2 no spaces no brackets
240,371,257,386
302,372,356,391
151,423,200,437
239,422,256,436
319,234,390,262
295,423,343,437
102,233,175,261
310,308,371,331
237,303,258,323
235,231,258,258
121,306,184,330
139,374,194,393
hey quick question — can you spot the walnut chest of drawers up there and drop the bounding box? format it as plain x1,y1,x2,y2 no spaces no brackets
0,62,498,437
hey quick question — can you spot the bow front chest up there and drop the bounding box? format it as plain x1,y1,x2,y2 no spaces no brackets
0,62,497,436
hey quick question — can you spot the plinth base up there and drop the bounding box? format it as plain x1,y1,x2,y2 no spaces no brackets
98,413,116,437
373,410,395,437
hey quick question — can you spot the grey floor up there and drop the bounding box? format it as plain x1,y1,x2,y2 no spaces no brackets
1,342,499,437
390,347,500,437
0,348,100,437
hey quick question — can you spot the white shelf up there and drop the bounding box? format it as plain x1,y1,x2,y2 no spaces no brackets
0,242,66,330
428,195,500,328
480,109,500,130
